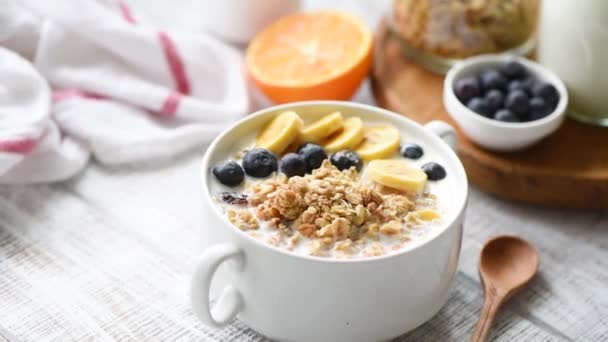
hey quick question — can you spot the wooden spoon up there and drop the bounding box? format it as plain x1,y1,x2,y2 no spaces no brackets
471,235,540,342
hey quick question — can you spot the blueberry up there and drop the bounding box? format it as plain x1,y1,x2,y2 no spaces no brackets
485,89,504,113
242,148,278,178
528,112,546,122
330,150,362,171
499,61,527,80
494,109,520,123
528,97,553,121
400,143,424,160
467,97,492,117
454,76,481,103
479,69,508,92
297,143,327,172
212,161,245,186
504,90,529,117
279,153,308,177
508,80,526,93
421,162,446,181
296,142,313,153
532,81,559,104
521,77,536,93
547,97,559,112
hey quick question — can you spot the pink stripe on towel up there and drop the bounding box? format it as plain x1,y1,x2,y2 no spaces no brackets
53,90,106,103
157,31,191,95
0,138,37,154
117,0,136,24
160,91,181,116
116,1,190,116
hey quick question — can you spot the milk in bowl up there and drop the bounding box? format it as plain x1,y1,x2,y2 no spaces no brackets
207,109,453,259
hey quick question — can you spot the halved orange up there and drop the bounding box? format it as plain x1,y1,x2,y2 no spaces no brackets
246,11,373,104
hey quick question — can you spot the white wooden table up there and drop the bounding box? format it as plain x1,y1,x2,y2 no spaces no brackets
1,1,607,341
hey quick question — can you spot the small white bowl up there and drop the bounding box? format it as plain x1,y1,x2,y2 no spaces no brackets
444,55,568,152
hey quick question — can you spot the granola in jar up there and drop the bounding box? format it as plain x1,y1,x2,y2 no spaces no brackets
391,0,539,72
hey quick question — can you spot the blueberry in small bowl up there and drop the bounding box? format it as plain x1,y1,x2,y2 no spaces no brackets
444,55,568,152
484,89,504,114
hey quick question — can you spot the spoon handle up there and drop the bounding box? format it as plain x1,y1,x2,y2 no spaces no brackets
471,291,504,342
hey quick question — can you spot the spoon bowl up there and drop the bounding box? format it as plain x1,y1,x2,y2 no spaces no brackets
479,235,540,291
472,235,540,342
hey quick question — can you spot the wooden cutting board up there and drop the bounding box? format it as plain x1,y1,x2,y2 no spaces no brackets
371,22,608,209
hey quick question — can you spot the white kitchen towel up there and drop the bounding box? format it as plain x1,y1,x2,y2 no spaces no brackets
0,0,249,183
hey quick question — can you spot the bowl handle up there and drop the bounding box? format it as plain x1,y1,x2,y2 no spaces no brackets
191,243,244,327
424,120,458,151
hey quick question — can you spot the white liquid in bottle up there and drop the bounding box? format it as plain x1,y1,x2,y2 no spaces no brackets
537,0,608,124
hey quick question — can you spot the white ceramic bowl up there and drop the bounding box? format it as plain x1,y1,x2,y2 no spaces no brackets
192,101,468,342
444,55,568,152
197,0,301,43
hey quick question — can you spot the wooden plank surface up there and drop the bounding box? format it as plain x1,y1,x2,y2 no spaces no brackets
1,0,607,341
1,160,607,341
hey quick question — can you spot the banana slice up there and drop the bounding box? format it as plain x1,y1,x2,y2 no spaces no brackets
408,209,440,222
367,159,427,193
256,111,303,154
355,125,400,160
323,117,364,152
300,112,344,143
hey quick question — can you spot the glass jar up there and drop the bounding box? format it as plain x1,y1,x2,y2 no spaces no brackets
537,0,608,126
390,0,540,73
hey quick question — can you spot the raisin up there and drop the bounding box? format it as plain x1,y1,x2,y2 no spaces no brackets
218,192,248,205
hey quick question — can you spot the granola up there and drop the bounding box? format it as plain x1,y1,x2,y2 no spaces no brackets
227,209,259,231
392,0,539,59
233,160,440,258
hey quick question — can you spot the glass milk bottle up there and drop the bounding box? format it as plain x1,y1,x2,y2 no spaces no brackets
537,0,608,126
